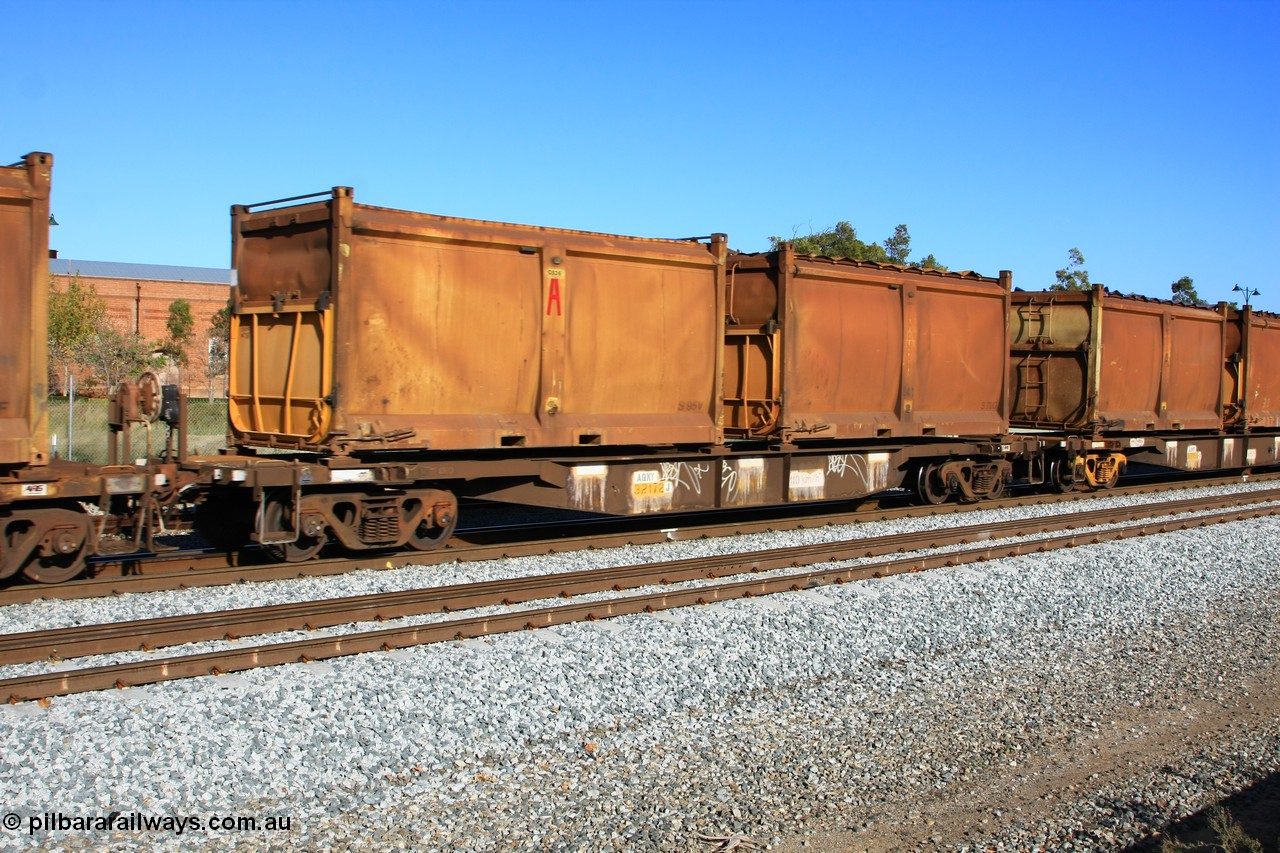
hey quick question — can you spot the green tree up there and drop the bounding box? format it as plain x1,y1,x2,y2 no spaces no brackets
1051,248,1091,291
77,326,161,395
204,299,232,399
771,221,890,262
770,221,947,270
883,224,911,264
160,299,195,367
47,273,106,393
1170,276,1206,307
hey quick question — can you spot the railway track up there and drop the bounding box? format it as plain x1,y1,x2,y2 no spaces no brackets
3,487,1276,704
4,470,1274,606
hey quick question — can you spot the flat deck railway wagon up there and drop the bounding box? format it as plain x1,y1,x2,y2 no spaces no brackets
0,153,184,583
194,189,1043,559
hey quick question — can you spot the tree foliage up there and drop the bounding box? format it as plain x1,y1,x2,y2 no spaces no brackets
160,299,195,367
769,221,947,271
204,300,232,399
48,274,107,391
1169,276,1207,307
48,273,164,394
76,326,161,395
1051,248,1091,291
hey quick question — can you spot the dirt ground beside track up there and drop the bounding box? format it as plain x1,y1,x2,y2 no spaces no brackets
772,659,1280,853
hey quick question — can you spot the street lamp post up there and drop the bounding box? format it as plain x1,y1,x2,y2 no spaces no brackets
1233,284,1260,308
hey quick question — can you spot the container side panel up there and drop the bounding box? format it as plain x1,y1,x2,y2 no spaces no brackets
1096,309,1162,425
786,278,903,431
1247,320,1280,427
915,287,1006,432
0,202,36,463
562,257,717,420
1165,314,1224,428
0,154,51,467
338,236,541,421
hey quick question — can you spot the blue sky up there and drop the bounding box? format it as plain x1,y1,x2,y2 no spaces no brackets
7,0,1277,308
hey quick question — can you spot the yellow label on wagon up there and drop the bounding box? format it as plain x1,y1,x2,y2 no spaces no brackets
630,470,673,499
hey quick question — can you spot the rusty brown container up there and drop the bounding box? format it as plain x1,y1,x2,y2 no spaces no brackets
229,189,727,453
723,247,1011,440
0,153,52,468
1009,286,1226,433
1222,307,1280,429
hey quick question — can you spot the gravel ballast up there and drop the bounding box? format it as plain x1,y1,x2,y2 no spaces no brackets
1,487,1278,851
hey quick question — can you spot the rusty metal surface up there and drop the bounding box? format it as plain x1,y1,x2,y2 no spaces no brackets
229,190,727,453
1010,285,1226,433
1223,307,1280,428
724,249,1010,440
0,153,52,467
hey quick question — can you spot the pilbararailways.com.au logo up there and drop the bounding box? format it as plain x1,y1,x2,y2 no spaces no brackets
5,810,294,836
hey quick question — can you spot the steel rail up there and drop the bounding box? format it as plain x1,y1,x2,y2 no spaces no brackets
3,471,1274,606
1,488,1277,667
2,499,1276,703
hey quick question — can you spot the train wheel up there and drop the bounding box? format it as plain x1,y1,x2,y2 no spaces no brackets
915,463,949,505
20,550,87,584
1049,458,1080,493
261,497,326,563
17,510,92,584
407,501,458,551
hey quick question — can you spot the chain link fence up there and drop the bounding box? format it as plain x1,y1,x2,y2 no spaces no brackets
47,396,229,464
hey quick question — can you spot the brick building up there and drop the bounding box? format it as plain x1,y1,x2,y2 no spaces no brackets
49,257,234,398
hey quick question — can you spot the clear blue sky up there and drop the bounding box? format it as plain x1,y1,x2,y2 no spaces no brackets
7,0,1277,308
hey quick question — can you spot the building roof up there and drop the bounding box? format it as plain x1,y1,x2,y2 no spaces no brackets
50,258,235,285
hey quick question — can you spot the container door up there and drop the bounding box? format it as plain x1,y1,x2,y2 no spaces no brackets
229,194,340,446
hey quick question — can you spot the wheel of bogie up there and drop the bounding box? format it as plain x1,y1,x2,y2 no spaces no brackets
17,511,93,584
261,498,326,563
20,550,87,584
1049,458,1079,493
407,502,458,551
915,463,949,505
1101,461,1122,490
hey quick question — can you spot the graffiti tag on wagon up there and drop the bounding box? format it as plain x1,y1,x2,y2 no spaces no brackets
661,461,712,495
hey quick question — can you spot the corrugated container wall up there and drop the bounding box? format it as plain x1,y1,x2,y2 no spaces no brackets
1009,286,1225,433
229,189,727,453
0,153,52,467
724,248,1011,440
1223,307,1280,429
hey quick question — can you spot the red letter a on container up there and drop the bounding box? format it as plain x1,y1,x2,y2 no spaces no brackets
546,278,562,316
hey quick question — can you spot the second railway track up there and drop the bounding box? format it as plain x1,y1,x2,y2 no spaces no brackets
2,487,1276,703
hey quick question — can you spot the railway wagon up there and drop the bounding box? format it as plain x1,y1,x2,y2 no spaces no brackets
229,188,728,453
0,153,186,583
1223,307,1280,429
200,189,731,558
1008,286,1280,487
0,152,52,468
1009,286,1228,433
724,247,1012,441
